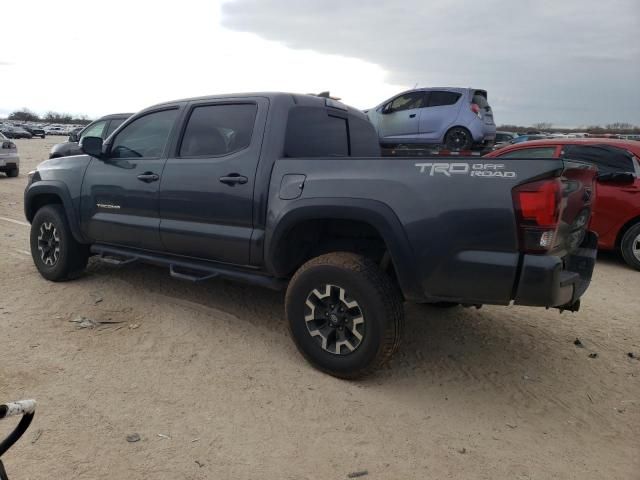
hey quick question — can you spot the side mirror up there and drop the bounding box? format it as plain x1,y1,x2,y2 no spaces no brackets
69,132,79,142
80,136,104,158
382,103,393,114
597,172,635,185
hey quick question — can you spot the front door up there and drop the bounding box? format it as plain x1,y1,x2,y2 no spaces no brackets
378,91,425,143
158,99,266,265
80,108,180,250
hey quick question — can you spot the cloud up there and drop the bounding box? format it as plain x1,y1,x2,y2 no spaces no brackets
222,0,640,125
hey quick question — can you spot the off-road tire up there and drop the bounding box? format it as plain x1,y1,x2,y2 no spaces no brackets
285,252,404,379
620,223,640,271
30,205,89,281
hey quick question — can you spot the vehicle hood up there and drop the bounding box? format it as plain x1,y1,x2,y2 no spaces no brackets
50,141,81,158
37,154,92,176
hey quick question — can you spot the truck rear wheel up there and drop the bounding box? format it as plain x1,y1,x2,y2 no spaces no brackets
285,252,404,379
30,205,89,281
620,223,640,271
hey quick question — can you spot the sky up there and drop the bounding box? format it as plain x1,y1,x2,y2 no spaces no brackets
0,0,638,126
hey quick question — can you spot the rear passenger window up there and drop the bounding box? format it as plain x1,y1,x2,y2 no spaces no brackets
427,91,461,107
285,107,349,157
562,145,635,174
498,147,557,158
180,104,257,157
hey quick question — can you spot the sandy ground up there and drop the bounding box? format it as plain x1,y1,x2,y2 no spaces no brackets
0,137,638,480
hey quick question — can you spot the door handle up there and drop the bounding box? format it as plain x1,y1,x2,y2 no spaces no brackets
137,172,159,183
219,174,248,186
409,113,416,118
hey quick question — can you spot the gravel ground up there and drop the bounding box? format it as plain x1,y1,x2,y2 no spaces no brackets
0,137,638,479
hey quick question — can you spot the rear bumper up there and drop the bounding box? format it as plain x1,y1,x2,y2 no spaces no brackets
0,155,20,169
513,230,597,309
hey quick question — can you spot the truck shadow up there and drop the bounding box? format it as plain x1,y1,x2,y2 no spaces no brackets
86,260,582,395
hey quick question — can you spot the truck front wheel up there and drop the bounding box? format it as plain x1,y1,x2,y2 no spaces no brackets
30,205,89,281
285,252,404,379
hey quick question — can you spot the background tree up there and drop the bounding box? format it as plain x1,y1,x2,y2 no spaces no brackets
8,109,40,122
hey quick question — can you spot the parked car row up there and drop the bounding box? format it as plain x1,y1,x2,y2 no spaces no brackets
0,124,36,139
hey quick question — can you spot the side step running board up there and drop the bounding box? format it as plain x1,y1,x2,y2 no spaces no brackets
169,265,219,283
90,245,287,291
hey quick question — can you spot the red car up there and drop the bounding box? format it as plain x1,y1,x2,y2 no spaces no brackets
486,138,640,270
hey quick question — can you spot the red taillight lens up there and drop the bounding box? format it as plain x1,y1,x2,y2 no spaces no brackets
470,103,480,115
513,178,563,252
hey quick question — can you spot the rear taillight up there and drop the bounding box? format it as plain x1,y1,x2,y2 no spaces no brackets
470,103,480,116
512,178,562,253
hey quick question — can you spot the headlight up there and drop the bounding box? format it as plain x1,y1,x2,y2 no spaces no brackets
27,170,38,186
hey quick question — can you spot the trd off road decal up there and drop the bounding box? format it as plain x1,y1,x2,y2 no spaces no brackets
415,162,517,178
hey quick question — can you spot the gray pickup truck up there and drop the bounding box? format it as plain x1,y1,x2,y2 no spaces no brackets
24,92,597,378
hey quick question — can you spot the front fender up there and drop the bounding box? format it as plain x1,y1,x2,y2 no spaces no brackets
265,197,424,301
24,180,86,244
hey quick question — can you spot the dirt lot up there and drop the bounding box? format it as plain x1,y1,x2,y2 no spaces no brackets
0,137,638,479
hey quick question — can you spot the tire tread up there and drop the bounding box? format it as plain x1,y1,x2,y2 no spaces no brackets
286,252,404,379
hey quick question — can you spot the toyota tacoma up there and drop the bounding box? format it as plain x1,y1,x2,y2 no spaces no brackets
24,92,597,378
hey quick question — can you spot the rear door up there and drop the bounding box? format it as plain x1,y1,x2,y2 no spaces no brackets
378,91,425,142
158,98,267,265
80,107,180,250
418,90,462,140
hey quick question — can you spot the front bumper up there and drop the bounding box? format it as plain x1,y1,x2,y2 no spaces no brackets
513,230,597,309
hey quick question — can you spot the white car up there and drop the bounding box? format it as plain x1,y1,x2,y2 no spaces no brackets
44,126,65,135
0,132,20,177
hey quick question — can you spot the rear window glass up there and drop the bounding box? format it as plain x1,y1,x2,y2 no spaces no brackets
472,92,489,108
348,116,381,157
498,147,557,158
285,107,349,157
562,145,635,173
180,104,257,157
105,118,127,138
427,91,461,107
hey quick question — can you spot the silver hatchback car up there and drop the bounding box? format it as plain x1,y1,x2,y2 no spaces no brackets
366,88,496,150
0,132,20,177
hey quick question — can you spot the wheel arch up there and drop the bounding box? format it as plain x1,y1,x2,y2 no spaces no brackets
443,125,473,147
616,215,640,248
265,198,423,301
25,181,86,244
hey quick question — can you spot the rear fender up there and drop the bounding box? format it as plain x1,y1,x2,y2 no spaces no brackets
265,197,423,301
